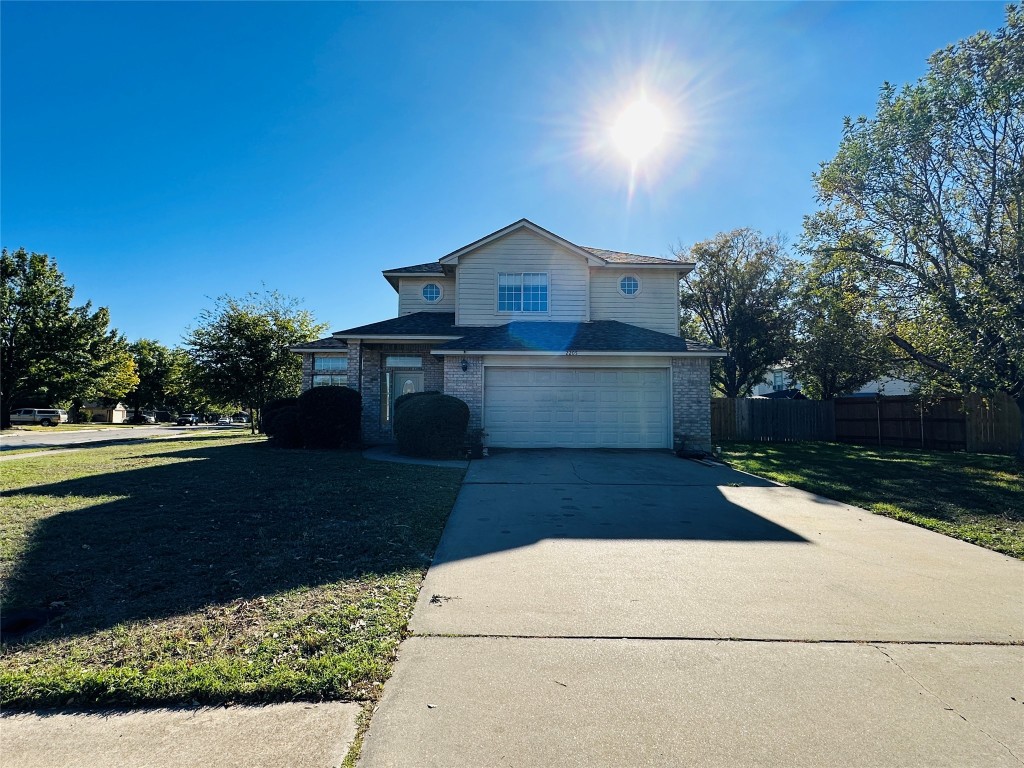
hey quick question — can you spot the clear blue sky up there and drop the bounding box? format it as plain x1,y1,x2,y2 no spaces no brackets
1,2,1008,345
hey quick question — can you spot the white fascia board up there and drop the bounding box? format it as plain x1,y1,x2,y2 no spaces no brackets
290,348,348,354
430,349,727,358
595,262,696,272
438,220,605,266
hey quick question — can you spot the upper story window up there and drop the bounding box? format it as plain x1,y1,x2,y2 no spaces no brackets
422,283,442,303
619,275,640,296
498,272,548,312
773,371,786,391
313,355,348,387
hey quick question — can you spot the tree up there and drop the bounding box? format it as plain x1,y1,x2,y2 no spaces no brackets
676,229,797,397
0,248,138,427
790,252,894,399
183,289,327,433
125,339,175,419
807,6,1024,457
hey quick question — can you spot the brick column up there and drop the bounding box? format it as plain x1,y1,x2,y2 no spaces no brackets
672,357,712,453
443,356,483,432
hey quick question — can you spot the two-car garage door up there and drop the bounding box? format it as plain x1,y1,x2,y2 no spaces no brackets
484,367,670,449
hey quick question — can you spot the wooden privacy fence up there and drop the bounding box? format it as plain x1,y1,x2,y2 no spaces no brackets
711,393,1021,454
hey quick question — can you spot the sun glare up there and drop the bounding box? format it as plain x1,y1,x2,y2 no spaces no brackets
611,98,667,164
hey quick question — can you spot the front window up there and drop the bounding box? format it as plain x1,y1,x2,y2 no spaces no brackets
313,355,348,387
773,371,786,391
498,272,548,312
422,283,442,303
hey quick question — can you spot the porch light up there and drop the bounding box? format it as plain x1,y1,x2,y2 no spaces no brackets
461,358,469,372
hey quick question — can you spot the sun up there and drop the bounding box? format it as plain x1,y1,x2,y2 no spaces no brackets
611,98,667,164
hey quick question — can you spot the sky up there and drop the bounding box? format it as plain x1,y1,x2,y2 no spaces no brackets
1,1,1009,346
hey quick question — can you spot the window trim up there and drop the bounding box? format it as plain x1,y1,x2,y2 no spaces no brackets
496,271,549,314
618,274,642,298
421,282,443,303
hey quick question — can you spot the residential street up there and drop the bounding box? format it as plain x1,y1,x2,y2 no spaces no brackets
360,450,1024,767
0,425,238,453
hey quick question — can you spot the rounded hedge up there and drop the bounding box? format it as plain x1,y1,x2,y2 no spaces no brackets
261,397,299,437
393,393,469,459
297,386,362,449
263,405,303,448
394,390,441,419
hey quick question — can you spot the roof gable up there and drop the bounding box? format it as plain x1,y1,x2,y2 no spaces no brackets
438,219,605,266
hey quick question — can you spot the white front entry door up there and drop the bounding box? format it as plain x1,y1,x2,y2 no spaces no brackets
484,367,670,448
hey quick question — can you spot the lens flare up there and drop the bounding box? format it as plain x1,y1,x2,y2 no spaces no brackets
611,98,667,164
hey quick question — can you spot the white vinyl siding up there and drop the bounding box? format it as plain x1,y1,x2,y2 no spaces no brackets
398,277,456,316
589,269,681,336
455,229,589,325
484,366,670,448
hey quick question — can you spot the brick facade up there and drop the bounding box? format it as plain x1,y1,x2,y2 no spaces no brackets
301,353,313,391
443,355,483,432
672,357,712,453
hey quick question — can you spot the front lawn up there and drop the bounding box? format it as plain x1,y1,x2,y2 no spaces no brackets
722,442,1023,559
0,433,464,709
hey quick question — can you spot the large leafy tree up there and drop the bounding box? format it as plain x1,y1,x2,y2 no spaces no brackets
0,248,138,427
125,339,176,419
183,289,326,432
790,252,894,400
807,6,1024,457
677,229,797,397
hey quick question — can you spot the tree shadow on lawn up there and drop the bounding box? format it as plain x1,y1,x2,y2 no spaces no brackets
1,441,461,644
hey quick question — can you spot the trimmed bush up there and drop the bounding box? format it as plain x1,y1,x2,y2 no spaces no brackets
263,405,303,448
261,397,299,437
393,390,441,420
297,386,362,449
393,393,470,459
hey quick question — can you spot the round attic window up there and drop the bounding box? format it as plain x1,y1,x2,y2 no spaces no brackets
422,283,442,303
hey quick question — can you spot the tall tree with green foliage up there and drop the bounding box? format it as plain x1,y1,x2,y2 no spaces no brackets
183,289,326,432
790,252,894,400
125,339,175,420
677,229,797,397
807,6,1024,457
0,248,138,427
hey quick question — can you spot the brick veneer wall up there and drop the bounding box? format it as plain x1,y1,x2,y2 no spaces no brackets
443,356,483,432
672,357,712,452
301,354,313,390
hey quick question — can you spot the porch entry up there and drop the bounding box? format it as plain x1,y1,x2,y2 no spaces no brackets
382,370,424,431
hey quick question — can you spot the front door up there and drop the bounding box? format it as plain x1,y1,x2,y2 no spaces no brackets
386,371,424,431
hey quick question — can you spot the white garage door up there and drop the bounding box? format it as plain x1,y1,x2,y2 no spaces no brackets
484,367,670,448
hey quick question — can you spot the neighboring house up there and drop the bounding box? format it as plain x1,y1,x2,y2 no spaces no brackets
81,401,128,423
751,366,916,398
293,219,725,450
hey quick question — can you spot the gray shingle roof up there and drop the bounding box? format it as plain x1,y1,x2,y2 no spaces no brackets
382,262,445,274
334,312,459,337
432,321,724,354
580,247,682,265
290,336,349,352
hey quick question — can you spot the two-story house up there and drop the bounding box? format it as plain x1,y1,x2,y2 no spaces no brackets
293,219,725,451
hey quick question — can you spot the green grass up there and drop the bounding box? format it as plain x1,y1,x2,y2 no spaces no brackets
722,441,1023,559
0,433,464,709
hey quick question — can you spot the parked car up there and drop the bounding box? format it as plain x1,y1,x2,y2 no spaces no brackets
9,408,69,426
176,413,200,426
232,415,249,424
128,413,157,424
217,416,231,425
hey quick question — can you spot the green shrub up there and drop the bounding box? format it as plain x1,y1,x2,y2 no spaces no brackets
261,397,299,437
297,386,361,449
394,390,441,419
394,393,469,459
263,405,303,448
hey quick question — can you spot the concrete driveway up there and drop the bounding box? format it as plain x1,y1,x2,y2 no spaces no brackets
361,450,1024,767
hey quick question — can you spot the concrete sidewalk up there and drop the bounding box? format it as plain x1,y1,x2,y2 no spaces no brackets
360,450,1024,767
2,702,360,768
